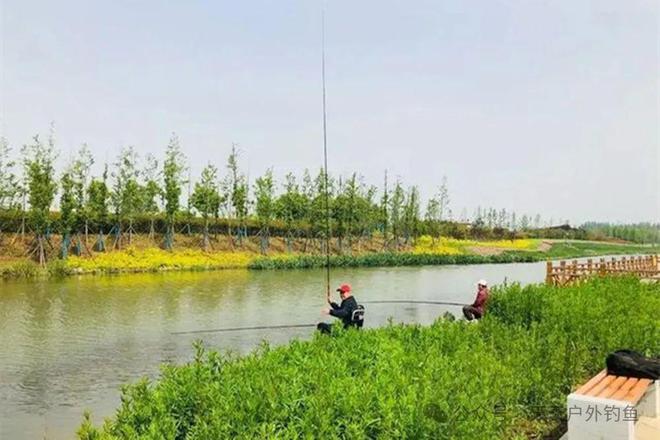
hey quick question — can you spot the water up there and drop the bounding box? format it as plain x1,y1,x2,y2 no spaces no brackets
0,261,547,439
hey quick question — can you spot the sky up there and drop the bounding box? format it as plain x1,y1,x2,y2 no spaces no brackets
0,0,658,224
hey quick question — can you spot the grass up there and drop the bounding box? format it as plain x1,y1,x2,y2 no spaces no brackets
77,277,660,439
248,252,539,270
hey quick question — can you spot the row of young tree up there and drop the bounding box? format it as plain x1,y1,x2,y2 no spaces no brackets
581,222,660,244
3,130,648,263
0,130,460,262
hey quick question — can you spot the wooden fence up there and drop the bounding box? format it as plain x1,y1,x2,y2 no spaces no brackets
546,255,659,286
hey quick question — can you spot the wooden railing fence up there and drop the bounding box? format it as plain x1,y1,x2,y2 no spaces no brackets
546,255,659,286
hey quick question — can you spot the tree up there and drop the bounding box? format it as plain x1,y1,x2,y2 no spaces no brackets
22,132,57,265
520,214,530,231
380,171,390,249
510,212,517,232
162,134,186,249
425,195,441,242
111,147,142,247
309,168,334,252
87,165,110,251
225,144,248,245
191,164,221,250
0,137,19,211
141,154,161,240
275,173,308,252
253,169,275,253
438,175,450,222
402,186,420,244
342,173,361,250
58,169,76,258
389,180,405,248
71,144,94,246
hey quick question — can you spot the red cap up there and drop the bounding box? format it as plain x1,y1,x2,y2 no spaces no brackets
337,284,352,293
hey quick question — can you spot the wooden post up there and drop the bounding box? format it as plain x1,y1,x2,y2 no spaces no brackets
546,261,553,286
587,259,593,275
572,260,578,279
599,258,606,277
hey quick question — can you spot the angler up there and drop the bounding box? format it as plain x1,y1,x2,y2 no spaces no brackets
317,283,365,334
462,279,490,321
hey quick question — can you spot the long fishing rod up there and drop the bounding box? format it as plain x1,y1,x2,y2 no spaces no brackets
171,301,464,335
320,2,331,301
171,323,317,336
362,300,465,307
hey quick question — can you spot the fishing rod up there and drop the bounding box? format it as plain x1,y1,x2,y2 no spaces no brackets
171,323,317,336
320,2,331,302
171,301,464,335
362,300,465,307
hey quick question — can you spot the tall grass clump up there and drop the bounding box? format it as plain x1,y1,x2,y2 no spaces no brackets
0,260,41,279
78,277,659,439
249,251,540,270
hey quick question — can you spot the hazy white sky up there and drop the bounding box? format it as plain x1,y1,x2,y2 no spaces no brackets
0,0,658,223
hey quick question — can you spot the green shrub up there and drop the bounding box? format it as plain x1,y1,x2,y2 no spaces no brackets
249,252,540,270
78,277,659,439
0,260,40,279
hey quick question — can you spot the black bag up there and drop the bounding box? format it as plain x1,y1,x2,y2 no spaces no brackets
351,305,365,328
606,350,660,380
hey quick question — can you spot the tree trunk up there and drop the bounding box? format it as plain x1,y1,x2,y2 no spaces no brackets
202,218,210,250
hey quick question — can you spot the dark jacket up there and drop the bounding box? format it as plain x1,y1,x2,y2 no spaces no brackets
329,296,358,328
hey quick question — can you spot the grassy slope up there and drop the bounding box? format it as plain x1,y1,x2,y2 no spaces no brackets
0,238,656,279
77,277,660,439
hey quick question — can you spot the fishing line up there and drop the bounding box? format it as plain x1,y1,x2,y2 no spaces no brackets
172,301,465,335
362,300,465,307
171,323,317,336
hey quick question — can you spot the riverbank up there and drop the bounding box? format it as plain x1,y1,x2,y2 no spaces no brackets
0,238,655,280
77,277,660,439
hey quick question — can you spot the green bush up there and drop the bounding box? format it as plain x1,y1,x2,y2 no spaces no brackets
79,277,659,439
0,260,40,279
249,252,540,270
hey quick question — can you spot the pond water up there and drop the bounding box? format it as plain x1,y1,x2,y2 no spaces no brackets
0,261,549,439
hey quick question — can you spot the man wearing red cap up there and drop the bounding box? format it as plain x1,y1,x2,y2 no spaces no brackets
317,283,359,334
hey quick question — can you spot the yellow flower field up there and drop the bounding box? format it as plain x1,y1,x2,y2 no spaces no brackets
67,248,256,273
413,236,540,254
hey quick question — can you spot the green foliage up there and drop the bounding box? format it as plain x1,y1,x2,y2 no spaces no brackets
253,169,275,231
111,147,142,224
225,144,248,229
274,173,308,234
163,134,187,225
0,137,19,210
0,260,40,279
141,154,161,214
249,251,539,270
389,180,405,244
22,134,57,235
402,186,420,243
78,278,660,439
86,166,110,228
191,164,221,221
71,144,94,228
59,170,77,235
582,222,660,244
